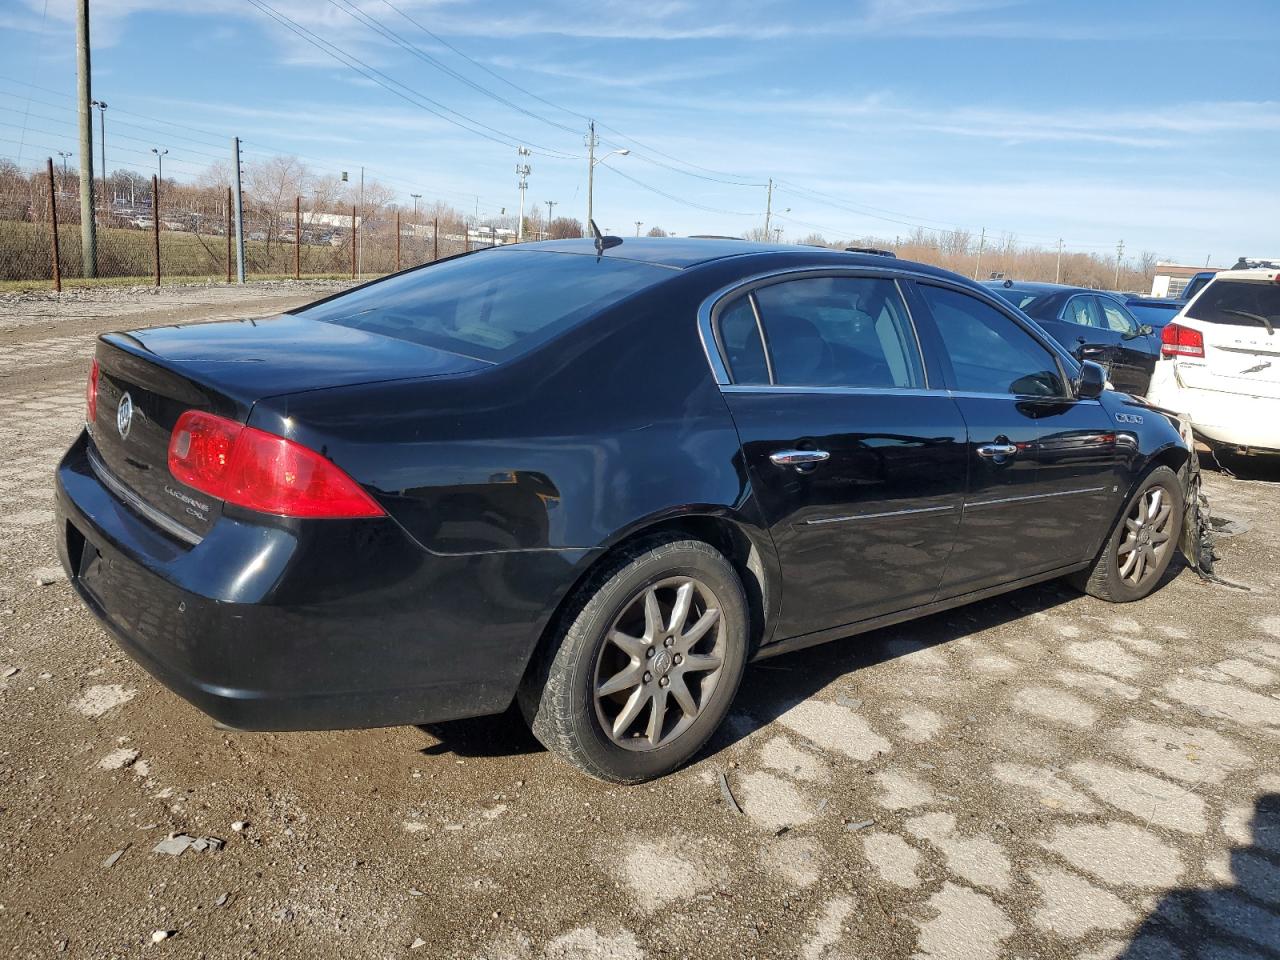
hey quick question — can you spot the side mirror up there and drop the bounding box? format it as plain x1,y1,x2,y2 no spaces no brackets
1075,360,1106,400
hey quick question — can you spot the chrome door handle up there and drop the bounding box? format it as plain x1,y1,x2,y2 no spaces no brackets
770,449,830,467
976,442,1019,458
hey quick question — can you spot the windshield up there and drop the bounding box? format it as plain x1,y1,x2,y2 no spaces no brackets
1185,279,1280,331
989,288,1042,312
294,249,672,361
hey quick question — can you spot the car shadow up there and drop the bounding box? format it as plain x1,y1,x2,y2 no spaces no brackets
1199,447,1280,483
1113,793,1280,957
417,575,1087,761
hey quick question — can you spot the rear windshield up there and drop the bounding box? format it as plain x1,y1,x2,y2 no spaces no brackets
1185,279,1280,329
990,288,1042,311
294,249,672,361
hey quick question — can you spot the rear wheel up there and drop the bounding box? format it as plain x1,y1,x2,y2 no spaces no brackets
1071,465,1184,602
519,538,748,783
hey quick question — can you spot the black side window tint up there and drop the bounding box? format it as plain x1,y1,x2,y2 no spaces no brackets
752,277,924,388
918,285,1065,397
716,297,769,385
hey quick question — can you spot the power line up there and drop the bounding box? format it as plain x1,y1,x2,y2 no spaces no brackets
242,0,580,160
598,162,757,217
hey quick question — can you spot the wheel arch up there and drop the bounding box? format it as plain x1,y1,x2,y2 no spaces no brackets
518,507,781,696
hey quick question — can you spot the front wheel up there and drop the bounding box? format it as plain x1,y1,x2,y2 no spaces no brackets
1070,465,1184,602
519,538,749,783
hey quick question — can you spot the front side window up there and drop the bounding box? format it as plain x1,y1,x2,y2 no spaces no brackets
294,249,671,361
917,284,1065,397
1186,279,1280,330
1062,296,1104,329
1099,298,1139,334
752,277,924,388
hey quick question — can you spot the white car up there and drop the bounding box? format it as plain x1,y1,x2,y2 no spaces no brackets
1146,262,1280,454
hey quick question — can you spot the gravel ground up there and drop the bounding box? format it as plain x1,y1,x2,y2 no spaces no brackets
1,285,1278,960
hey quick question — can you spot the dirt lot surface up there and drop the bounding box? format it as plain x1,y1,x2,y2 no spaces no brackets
1,285,1278,960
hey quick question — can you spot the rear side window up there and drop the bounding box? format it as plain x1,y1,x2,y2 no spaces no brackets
917,284,1065,397
990,288,1041,312
294,249,671,361
716,297,769,385
752,277,924,388
1186,279,1280,329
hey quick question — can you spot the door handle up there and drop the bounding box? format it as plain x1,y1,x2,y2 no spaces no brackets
770,449,830,467
976,442,1019,459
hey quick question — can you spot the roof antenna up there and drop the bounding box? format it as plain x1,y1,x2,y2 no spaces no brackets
589,219,622,256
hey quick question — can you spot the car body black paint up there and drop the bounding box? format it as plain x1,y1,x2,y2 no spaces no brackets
56,240,1191,731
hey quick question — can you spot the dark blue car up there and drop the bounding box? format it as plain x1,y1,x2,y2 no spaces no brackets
984,281,1159,395
1120,270,1216,332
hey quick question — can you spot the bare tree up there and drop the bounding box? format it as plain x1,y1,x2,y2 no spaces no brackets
646,226,668,237
548,216,583,239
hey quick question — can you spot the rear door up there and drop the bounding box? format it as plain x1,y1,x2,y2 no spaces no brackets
711,272,968,639
907,281,1120,595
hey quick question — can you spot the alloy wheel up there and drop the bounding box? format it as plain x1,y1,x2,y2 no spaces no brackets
1118,485,1175,586
593,576,726,751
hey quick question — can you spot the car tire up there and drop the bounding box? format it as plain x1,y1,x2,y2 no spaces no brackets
1070,465,1184,603
518,537,749,783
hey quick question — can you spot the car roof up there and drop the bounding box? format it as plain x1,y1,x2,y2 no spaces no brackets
507,236,910,271
982,280,1113,297
1209,266,1280,282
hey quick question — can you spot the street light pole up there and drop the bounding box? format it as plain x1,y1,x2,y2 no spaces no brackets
92,99,107,209
584,119,629,235
545,200,557,239
635,221,642,237
57,151,72,192
151,147,167,187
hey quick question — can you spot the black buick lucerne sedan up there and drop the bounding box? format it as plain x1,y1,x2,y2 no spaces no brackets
57,238,1195,782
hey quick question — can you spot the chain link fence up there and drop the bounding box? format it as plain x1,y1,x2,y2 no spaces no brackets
0,157,482,288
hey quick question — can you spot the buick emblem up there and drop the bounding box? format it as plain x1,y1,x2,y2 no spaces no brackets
116,392,134,440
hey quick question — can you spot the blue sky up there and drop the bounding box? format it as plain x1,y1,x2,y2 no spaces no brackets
1,0,1276,264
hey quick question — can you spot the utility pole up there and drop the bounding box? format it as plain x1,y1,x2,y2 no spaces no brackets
57,151,71,193
585,120,597,236
231,136,246,283
635,221,643,237
515,146,531,243
545,200,557,239
410,193,421,219
973,227,986,280
764,178,773,238
1114,239,1125,288
76,0,96,278
1055,238,1063,284
358,166,364,278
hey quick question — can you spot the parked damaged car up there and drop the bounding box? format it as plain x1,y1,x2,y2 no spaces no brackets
57,238,1201,782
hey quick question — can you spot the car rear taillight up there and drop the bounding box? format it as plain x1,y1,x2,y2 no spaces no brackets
167,410,385,519
1161,322,1205,358
85,358,99,425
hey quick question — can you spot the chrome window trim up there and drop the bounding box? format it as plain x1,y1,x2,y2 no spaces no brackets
721,384,939,398
87,445,204,547
747,291,776,385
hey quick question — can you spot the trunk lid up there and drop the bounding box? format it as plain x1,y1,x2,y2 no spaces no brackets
89,314,485,540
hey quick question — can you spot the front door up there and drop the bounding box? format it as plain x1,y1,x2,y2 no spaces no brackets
907,281,1115,595
713,274,968,640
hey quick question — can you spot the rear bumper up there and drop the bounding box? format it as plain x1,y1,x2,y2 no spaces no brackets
56,432,589,730
1146,364,1280,452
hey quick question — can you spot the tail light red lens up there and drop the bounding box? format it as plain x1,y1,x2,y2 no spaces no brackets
85,358,99,425
167,410,385,519
1161,322,1205,358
